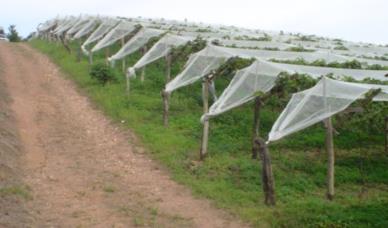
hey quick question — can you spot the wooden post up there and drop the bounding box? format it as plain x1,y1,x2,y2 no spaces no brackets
325,117,335,200
105,47,110,65
76,40,82,63
89,52,93,65
322,77,335,200
121,38,126,73
252,97,262,159
165,52,172,83
140,46,148,82
256,138,276,206
200,76,210,160
385,116,388,154
162,90,170,127
126,75,130,95
60,35,71,54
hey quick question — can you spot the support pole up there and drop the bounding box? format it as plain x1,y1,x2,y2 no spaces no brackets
126,75,130,95
121,38,126,73
200,76,210,160
252,97,262,159
256,138,276,206
140,46,148,82
89,52,93,65
105,47,110,65
325,117,335,200
165,52,172,83
161,90,170,127
76,40,82,62
322,77,335,200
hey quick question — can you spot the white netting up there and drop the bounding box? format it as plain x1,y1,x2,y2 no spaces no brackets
51,18,69,34
66,17,88,36
38,19,58,33
72,18,99,40
166,44,388,94
268,77,388,142
54,17,78,36
165,45,232,93
132,33,195,70
202,60,388,121
91,21,136,53
108,28,165,61
81,18,119,54
215,39,295,50
204,61,283,119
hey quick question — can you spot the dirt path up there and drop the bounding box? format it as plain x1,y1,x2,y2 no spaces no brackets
0,42,247,228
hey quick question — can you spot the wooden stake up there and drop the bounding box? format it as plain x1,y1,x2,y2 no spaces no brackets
126,75,130,95
200,77,210,160
162,90,170,127
76,40,82,62
88,52,93,65
252,97,262,159
141,46,148,82
325,117,335,200
322,77,335,200
256,138,276,206
121,38,126,73
105,47,110,65
165,53,172,83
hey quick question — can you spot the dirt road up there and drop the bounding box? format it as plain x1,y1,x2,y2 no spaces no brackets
0,42,247,227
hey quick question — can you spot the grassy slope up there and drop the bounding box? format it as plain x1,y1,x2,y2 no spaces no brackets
30,39,388,227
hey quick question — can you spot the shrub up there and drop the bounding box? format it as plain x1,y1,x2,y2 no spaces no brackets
7,25,21,42
89,63,116,85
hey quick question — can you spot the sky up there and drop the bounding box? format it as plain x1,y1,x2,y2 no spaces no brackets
1,0,388,44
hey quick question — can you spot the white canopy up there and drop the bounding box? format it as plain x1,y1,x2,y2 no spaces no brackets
202,60,388,121
268,77,388,142
81,18,119,55
91,21,136,53
131,33,195,70
108,28,165,61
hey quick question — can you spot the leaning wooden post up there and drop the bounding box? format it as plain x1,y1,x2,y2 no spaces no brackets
161,90,170,127
165,52,172,83
200,75,211,160
140,46,148,82
252,97,262,159
256,138,276,206
121,38,126,73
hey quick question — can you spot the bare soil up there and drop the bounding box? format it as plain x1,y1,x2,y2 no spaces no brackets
0,42,248,228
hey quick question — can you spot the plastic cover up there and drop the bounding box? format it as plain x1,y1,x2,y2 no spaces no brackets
66,17,90,37
268,77,388,142
73,18,99,40
54,17,78,36
132,33,195,70
108,28,165,61
81,18,119,54
203,60,388,120
91,21,136,53
166,44,388,94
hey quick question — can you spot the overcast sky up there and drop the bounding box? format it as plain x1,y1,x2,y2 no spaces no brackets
1,0,387,44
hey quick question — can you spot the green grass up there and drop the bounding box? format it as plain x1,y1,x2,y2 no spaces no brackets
0,185,33,200
29,39,388,227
